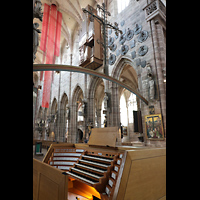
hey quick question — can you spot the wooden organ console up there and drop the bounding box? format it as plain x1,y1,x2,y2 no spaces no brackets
33,127,166,200
79,5,103,70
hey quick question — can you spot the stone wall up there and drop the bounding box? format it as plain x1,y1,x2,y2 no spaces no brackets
33,0,166,147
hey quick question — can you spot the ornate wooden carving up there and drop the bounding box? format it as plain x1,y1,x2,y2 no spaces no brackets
79,5,103,70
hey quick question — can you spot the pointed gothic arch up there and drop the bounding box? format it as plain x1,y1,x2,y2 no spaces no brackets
111,57,138,81
69,85,84,143
88,76,105,127
110,57,139,129
51,98,58,115
60,93,69,142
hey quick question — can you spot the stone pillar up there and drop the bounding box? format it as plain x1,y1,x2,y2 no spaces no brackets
87,97,94,126
150,19,166,136
96,109,101,128
67,55,73,143
84,74,88,139
59,108,66,142
68,103,77,143
111,82,120,128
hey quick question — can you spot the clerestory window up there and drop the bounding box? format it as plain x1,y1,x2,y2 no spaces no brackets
117,0,130,13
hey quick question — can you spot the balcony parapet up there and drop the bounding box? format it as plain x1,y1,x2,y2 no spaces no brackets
143,0,166,22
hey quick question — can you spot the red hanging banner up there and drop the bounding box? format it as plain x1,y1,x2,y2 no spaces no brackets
40,3,50,80
40,5,62,108
42,71,52,108
45,4,57,64
54,11,62,57
41,4,57,108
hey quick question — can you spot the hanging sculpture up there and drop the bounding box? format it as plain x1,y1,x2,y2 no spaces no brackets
33,0,43,63
138,30,149,43
121,45,129,56
138,45,148,56
109,53,116,65
33,0,43,21
130,39,136,48
133,24,142,35
109,43,117,52
131,51,136,59
126,28,134,41
33,23,41,63
108,37,114,46
107,21,150,67
119,34,126,45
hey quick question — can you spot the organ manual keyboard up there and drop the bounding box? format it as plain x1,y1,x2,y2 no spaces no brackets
33,127,166,200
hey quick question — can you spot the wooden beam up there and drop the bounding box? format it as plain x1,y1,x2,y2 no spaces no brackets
33,64,148,105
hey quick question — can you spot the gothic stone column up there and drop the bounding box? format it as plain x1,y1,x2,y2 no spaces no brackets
68,103,77,143
110,82,120,128
150,19,166,136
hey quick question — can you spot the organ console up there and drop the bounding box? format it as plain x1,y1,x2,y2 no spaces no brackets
33,127,166,200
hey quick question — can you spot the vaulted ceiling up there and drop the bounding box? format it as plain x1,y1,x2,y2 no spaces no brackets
120,64,138,89
33,0,103,64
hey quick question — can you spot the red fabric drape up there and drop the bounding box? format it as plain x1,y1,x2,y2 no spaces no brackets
40,4,62,108
39,4,62,62
39,3,50,81
42,71,52,108
41,4,57,108
45,4,57,64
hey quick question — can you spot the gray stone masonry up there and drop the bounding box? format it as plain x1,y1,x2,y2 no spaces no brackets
33,0,166,147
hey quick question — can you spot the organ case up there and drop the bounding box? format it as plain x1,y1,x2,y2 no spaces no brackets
79,5,103,70
33,128,166,200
